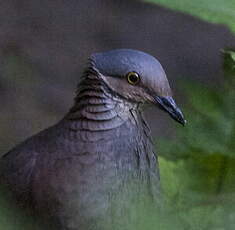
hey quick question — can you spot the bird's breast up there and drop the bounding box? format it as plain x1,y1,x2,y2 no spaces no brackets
31,120,159,229
29,117,159,229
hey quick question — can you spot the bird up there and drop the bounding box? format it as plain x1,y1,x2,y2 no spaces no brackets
0,49,185,230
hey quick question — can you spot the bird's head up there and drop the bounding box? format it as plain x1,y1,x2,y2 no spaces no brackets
90,49,186,125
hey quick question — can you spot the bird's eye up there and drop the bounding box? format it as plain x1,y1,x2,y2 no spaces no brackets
126,72,140,85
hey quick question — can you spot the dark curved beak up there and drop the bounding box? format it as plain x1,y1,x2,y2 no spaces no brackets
155,96,186,126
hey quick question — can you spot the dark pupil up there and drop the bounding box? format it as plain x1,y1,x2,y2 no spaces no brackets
129,74,138,83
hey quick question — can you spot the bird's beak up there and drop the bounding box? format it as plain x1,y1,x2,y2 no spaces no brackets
154,96,186,126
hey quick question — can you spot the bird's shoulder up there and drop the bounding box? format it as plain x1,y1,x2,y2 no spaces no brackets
0,124,62,190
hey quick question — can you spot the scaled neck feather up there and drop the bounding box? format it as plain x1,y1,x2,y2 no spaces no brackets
64,64,138,141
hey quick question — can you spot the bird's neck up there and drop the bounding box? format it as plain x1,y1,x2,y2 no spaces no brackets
64,73,138,141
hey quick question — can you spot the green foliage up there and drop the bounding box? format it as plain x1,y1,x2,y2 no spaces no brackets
155,50,235,229
0,190,41,230
145,0,235,34
115,50,235,230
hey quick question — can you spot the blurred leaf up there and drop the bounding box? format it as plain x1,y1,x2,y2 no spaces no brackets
153,50,235,229
223,50,235,62
223,49,235,83
145,0,235,34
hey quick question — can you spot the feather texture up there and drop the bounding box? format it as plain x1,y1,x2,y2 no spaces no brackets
0,49,185,230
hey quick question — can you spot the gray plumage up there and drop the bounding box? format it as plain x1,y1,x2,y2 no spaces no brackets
0,49,185,230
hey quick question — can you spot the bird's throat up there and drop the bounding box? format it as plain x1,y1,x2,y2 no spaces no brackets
64,74,136,141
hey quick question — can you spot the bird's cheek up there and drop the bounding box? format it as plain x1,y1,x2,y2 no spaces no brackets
128,89,152,103
141,92,157,104
103,76,129,95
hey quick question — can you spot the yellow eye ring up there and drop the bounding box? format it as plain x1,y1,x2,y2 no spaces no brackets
126,72,140,85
